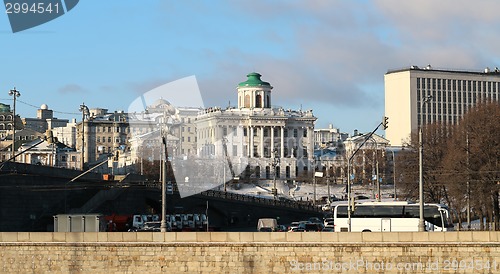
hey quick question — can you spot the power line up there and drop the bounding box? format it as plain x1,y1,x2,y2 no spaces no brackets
1,98,80,115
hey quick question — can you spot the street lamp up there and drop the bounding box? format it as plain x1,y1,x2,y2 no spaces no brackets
79,103,89,171
8,88,20,161
272,149,280,199
419,95,433,232
161,128,168,232
390,149,396,200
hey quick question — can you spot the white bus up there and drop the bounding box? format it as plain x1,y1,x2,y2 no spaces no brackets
333,201,454,232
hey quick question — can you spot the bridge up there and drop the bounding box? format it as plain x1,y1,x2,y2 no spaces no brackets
0,162,322,231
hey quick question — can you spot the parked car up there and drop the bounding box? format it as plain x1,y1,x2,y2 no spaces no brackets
308,217,323,224
300,223,324,232
324,218,335,229
288,227,305,232
137,221,171,232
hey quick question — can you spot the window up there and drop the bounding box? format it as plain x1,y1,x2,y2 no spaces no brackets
223,127,227,136
188,127,191,132
256,94,262,108
303,129,307,137
188,137,191,142
108,137,111,143
244,95,250,108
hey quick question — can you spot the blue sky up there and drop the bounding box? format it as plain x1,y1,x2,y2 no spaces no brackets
1,0,500,135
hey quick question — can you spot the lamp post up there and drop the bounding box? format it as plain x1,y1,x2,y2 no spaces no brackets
391,149,396,200
8,88,20,161
272,149,280,199
419,95,433,232
161,125,168,232
79,103,89,171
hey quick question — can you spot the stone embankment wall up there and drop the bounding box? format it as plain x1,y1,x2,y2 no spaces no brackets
1,232,499,273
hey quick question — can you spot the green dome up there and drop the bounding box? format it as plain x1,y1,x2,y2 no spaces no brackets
0,103,10,113
238,72,271,87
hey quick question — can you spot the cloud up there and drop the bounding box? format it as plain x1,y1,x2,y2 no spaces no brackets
58,84,85,94
150,0,500,133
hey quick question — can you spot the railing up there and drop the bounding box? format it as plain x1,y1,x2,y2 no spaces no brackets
197,189,321,213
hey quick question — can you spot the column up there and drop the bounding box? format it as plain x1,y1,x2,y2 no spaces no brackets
250,126,254,158
280,126,284,158
247,126,250,157
270,126,274,157
298,127,304,158
260,126,264,158
308,127,314,160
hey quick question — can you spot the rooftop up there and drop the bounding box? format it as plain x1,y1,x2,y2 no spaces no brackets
386,65,500,76
238,72,272,88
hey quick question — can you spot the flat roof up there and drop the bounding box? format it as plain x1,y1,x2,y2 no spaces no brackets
386,65,500,76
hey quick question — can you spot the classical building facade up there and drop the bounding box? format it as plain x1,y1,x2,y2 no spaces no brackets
195,72,316,180
385,65,500,146
313,124,348,149
76,101,201,171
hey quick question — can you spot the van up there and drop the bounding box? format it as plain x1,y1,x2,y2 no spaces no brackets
257,218,278,232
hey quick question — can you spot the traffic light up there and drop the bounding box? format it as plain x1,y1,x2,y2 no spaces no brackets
350,196,357,212
382,116,389,130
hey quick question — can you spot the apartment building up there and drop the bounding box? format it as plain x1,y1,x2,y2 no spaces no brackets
385,65,500,146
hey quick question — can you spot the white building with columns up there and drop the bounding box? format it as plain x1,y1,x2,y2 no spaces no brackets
195,72,316,181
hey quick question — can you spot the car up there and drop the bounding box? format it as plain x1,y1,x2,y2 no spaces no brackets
300,223,324,232
137,221,171,232
321,204,332,211
308,217,323,224
288,227,305,232
323,218,335,229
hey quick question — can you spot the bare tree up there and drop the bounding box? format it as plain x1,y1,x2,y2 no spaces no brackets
442,102,500,230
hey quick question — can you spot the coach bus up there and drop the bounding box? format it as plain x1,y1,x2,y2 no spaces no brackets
333,201,454,232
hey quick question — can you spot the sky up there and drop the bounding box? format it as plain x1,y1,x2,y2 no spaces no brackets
1,0,500,136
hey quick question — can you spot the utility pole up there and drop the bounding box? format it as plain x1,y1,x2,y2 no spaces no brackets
347,118,387,231
79,103,89,171
419,95,433,232
466,133,471,230
161,123,168,232
8,88,20,161
326,163,330,203
312,157,316,205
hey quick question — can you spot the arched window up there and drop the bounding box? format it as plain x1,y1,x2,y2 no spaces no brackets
255,166,260,178
255,94,262,108
244,95,250,108
266,166,270,179
266,94,270,108
286,166,290,178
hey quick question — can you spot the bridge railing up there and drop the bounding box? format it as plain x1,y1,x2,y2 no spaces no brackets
198,189,321,213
